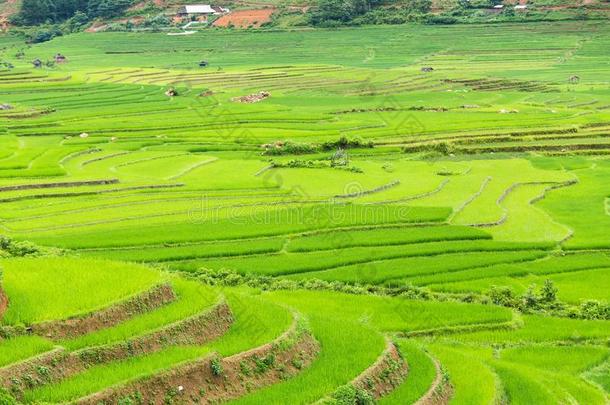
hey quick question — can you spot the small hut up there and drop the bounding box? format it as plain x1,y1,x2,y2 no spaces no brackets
199,60,209,67
421,67,434,73
32,58,42,68
55,53,67,63
569,75,580,84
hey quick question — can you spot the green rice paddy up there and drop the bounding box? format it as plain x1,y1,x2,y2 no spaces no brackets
0,20,608,404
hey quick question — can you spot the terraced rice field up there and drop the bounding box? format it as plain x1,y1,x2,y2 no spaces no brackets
0,21,608,404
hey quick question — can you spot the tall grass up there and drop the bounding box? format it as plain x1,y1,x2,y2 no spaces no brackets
1,257,162,325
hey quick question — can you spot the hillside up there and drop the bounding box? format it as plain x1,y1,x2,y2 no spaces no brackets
2,0,610,34
0,20,608,404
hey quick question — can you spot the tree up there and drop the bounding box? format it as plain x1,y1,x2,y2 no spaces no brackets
405,0,432,14
309,0,356,25
522,284,538,309
19,0,55,24
539,279,557,304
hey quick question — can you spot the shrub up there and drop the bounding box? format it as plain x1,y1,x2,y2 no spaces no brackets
331,384,374,404
539,279,557,303
488,286,516,307
521,285,539,310
578,300,609,320
262,141,317,156
320,136,373,151
0,236,56,257
210,358,224,376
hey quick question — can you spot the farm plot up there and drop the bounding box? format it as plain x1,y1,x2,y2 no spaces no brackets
0,21,609,404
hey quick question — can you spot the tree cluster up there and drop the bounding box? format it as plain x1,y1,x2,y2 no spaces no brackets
13,0,133,25
308,0,432,26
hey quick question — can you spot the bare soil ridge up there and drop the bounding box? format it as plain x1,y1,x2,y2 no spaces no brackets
31,283,176,340
77,316,320,404
0,300,233,399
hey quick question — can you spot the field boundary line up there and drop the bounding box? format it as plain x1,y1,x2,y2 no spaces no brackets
414,351,453,405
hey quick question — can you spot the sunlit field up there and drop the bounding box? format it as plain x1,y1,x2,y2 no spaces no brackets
0,21,608,404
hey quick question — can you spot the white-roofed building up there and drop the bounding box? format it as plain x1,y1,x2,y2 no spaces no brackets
177,4,229,21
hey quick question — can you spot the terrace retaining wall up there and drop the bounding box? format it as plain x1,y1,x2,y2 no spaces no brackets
0,300,233,398
77,317,320,404
352,340,409,399
0,286,8,319
415,354,453,405
31,283,176,340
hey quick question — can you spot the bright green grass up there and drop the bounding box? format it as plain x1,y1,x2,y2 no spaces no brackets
415,252,610,286
288,249,549,284
490,359,607,405
0,335,54,368
585,360,610,393
285,225,491,252
21,205,450,249
453,314,610,343
23,345,212,403
209,289,293,357
0,257,162,325
1,22,610,405
265,290,513,333
426,343,498,405
380,340,437,404
500,345,608,374
231,315,385,404
26,288,292,403
81,237,286,262
188,240,549,276
431,267,610,303
63,277,216,350
231,289,387,404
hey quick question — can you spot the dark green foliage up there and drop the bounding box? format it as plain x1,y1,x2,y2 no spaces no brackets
488,286,516,307
210,358,224,376
578,300,609,320
539,279,558,304
308,0,430,26
319,136,373,151
522,285,539,309
308,0,360,26
16,0,132,25
331,384,374,404
0,236,46,257
262,141,317,156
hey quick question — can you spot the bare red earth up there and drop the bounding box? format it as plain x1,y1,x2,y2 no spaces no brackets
213,8,275,28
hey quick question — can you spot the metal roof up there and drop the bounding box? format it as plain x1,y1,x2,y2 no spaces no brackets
183,5,215,13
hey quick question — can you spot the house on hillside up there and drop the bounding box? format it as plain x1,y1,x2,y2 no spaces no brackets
177,4,229,22
514,4,527,10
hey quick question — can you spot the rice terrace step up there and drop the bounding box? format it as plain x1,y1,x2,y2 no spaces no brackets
0,8,609,405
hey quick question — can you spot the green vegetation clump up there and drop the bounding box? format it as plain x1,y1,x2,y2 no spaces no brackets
0,236,57,258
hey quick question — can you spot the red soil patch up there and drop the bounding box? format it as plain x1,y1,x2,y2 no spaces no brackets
0,287,8,319
213,8,275,28
30,284,176,340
